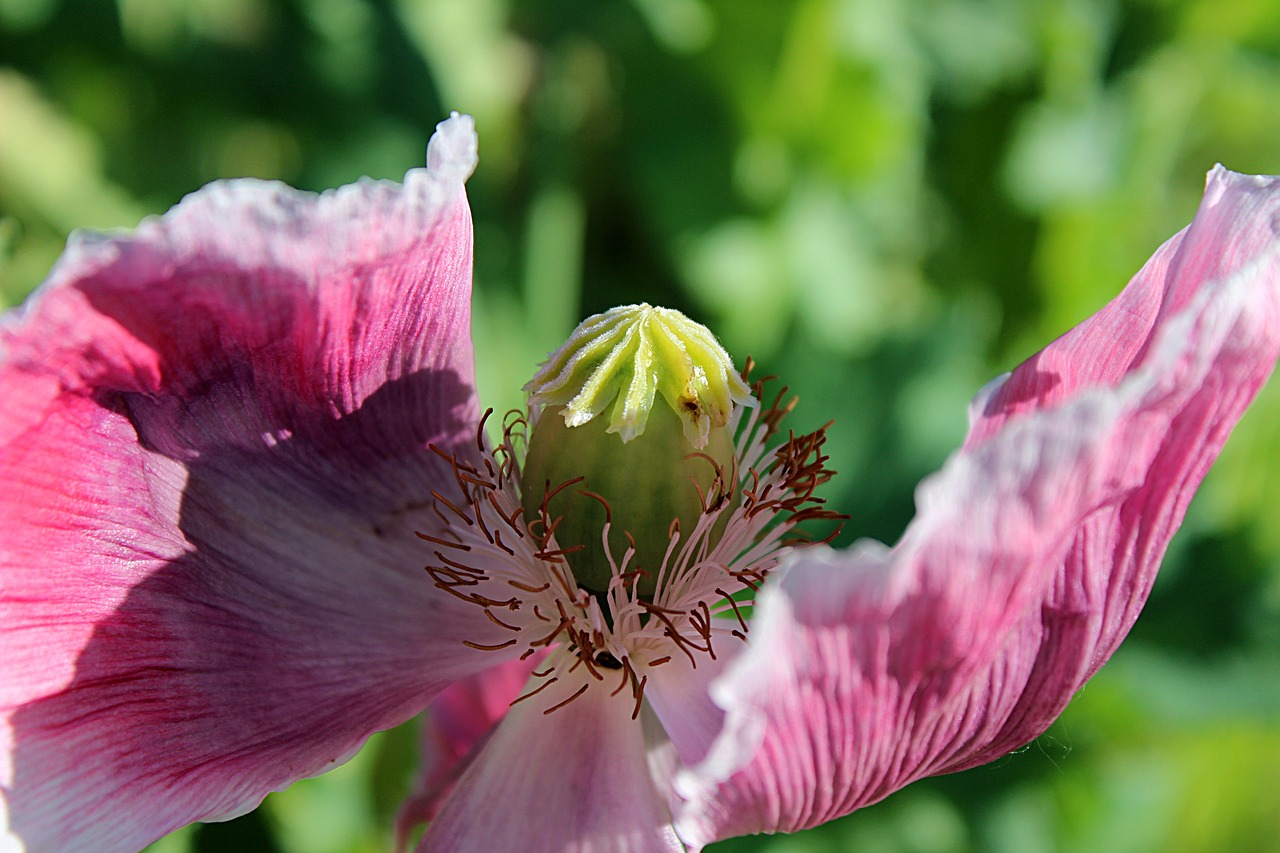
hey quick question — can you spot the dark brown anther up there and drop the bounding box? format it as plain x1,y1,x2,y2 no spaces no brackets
484,609,522,631
511,677,558,706
462,638,518,651
543,683,590,715
715,588,750,633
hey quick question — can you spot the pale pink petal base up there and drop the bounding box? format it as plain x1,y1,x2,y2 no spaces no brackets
418,671,685,853
673,168,1280,848
641,647,735,769
0,115,521,852
395,655,545,851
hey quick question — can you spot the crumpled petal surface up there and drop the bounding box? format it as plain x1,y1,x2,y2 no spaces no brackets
672,167,1280,847
0,115,512,852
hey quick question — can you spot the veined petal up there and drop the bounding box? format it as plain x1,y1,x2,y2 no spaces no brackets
418,671,684,853
955,167,1280,740
673,167,1280,847
1,115,512,852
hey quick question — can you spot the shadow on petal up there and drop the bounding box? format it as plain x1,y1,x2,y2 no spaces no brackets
5,367,514,852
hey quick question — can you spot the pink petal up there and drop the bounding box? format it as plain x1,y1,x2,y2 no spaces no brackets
417,673,685,853
395,655,544,851
642,647,735,769
673,167,1280,847
1,115,516,851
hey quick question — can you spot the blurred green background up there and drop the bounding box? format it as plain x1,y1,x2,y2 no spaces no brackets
3,0,1280,850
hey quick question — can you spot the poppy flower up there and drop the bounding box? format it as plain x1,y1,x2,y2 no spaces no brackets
2,113,1278,852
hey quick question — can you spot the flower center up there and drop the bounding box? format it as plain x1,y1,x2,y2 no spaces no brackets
419,306,842,715
422,378,839,715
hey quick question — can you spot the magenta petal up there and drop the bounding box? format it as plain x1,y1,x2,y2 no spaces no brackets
1,116,516,851
417,674,685,853
673,168,1280,847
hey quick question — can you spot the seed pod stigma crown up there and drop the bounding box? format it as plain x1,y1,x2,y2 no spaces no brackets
523,303,754,449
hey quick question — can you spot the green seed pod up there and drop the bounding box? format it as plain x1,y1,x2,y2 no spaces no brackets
521,304,754,597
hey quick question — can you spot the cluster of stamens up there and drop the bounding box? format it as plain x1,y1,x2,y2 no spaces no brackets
420,363,842,718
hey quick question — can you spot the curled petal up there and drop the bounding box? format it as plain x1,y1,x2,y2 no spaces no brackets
0,115,512,852
673,167,1280,847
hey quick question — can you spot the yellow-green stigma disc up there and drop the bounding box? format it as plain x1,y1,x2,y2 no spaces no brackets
523,303,754,449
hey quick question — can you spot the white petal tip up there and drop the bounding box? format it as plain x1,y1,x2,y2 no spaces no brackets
427,112,478,183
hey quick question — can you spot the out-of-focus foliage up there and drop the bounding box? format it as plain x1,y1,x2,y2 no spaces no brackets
3,0,1280,850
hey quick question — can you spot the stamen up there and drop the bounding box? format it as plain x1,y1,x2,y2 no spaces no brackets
476,408,494,453
528,619,570,649
534,544,586,563
429,490,474,526
543,683,590,715
414,531,472,551
473,497,494,544
715,587,750,632
488,492,526,535
572,632,608,682
577,489,612,524
509,579,552,593
638,602,704,666
630,676,647,720
611,659,633,697
511,677,558,706
492,528,516,556
485,609,523,631
434,551,489,576
688,600,716,660
462,638,519,651
542,475,587,506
